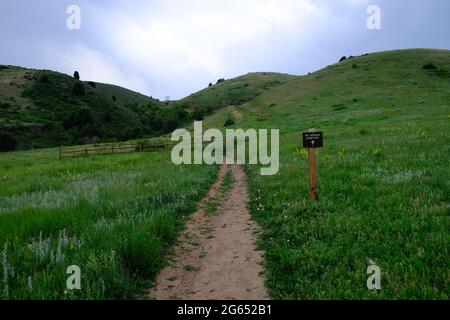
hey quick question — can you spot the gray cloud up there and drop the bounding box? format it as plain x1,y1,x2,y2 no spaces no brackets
1,0,449,99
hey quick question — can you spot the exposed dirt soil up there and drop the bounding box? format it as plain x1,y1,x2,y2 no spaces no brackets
148,164,268,300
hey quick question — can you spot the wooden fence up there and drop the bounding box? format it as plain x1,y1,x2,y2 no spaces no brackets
59,142,177,159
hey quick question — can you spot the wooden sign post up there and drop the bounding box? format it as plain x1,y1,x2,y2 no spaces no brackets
302,130,323,201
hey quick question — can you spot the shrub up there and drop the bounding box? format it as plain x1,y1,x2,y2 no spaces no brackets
87,81,96,88
112,95,117,102
63,108,94,129
422,63,437,70
216,78,225,84
40,74,49,83
103,111,112,122
0,132,18,152
191,107,205,121
163,119,179,132
339,56,347,62
73,71,80,80
208,83,213,87
359,129,370,135
224,118,235,127
72,82,85,96
120,127,141,141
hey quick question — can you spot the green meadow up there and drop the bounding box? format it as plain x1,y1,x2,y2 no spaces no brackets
0,48,449,299
0,148,216,299
236,49,450,299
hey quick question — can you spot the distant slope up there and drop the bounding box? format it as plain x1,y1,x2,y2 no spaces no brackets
200,49,450,299
202,49,450,129
173,72,297,119
0,66,165,149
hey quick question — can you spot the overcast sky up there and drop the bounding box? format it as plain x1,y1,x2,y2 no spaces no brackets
1,0,449,100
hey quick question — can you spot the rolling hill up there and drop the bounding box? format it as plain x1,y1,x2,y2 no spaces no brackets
198,48,450,299
0,48,448,299
172,72,297,120
0,66,167,149
200,49,450,128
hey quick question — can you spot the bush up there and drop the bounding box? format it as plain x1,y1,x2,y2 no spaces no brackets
208,83,213,87
112,95,117,102
72,82,85,96
88,81,96,88
120,127,141,141
40,74,49,83
224,118,235,127
339,56,347,62
422,63,437,70
0,132,18,152
103,111,112,122
163,119,178,132
191,107,205,121
216,78,225,84
63,108,94,129
73,71,80,80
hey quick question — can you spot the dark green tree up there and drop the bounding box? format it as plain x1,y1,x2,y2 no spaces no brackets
0,133,18,152
72,82,85,96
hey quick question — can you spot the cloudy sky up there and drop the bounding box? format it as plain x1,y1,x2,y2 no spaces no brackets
1,0,449,100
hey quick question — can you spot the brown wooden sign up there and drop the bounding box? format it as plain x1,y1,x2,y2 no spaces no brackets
302,130,323,201
302,131,323,148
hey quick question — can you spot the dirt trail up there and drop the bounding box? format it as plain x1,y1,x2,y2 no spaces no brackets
148,164,268,300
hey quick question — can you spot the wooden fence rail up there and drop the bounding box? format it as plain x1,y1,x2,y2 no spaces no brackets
59,142,177,159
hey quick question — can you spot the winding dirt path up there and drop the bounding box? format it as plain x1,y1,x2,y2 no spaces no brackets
148,164,268,300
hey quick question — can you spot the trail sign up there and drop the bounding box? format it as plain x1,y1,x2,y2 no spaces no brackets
302,130,323,201
302,131,323,149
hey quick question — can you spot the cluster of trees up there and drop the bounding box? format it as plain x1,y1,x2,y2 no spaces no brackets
142,106,189,133
0,132,18,152
6,69,231,150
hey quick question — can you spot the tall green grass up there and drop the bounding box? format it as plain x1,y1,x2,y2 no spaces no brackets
238,49,450,299
0,149,216,299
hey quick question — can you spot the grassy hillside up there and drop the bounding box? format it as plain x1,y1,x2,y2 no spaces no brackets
173,72,297,121
0,48,448,300
0,66,169,149
202,49,449,299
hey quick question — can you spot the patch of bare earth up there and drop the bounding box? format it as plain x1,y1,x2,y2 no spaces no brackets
148,164,268,300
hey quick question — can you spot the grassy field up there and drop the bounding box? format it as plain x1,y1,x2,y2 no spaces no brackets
0,48,448,300
230,49,449,299
0,148,216,299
